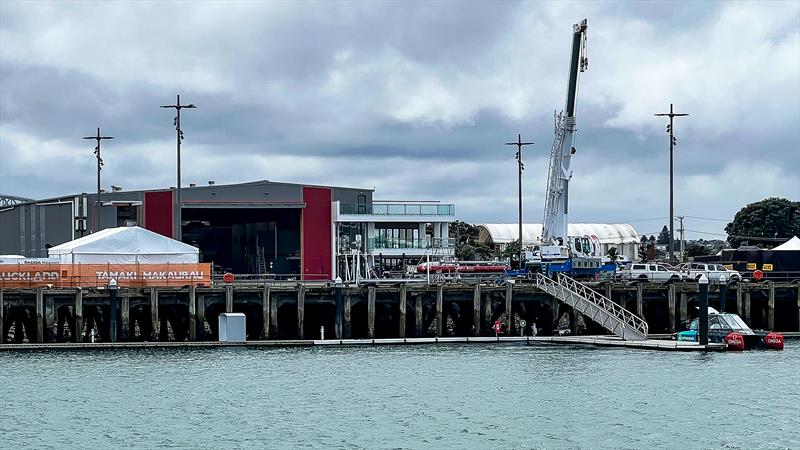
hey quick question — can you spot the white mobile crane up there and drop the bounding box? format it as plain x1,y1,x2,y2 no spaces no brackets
528,19,615,278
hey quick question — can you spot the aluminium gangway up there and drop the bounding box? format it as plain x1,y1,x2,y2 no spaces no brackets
533,272,648,340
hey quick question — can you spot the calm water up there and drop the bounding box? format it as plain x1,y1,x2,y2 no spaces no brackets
1,343,798,449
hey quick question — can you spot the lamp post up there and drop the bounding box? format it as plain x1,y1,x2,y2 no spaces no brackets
108,278,118,342
160,95,197,241
655,104,689,263
698,274,709,345
719,275,727,312
504,134,534,268
82,128,114,233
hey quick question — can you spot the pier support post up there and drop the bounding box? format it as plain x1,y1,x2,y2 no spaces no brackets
768,282,775,331
743,289,751,325
121,295,130,341
261,285,270,340
297,285,305,340
605,282,613,301
74,289,83,343
0,288,3,344
399,283,407,338
415,294,423,337
35,288,44,343
505,283,513,335
269,291,278,339
225,285,234,313
335,285,343,340
679,292,687,328
796,286,800,333
736,286,743,316
343,292,352,339
435,284,443,337
197,295,206,340
188,287,196,341
483,291,492,332
150,287,159,341
473,284,481,336
668,284,676,333
635,283,644,318
552,299,561,334
45,295,55,342
367,285,376,339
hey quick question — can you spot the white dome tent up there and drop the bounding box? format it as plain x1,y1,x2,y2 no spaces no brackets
48,226,199,264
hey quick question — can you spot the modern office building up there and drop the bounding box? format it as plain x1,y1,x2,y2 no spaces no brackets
0,180,455,280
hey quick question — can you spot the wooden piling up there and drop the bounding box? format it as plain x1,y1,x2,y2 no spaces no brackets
797,286,800,335
197,295,206,340
435,284,443,337
0,288,4,344
472,284,481,336
121,295,130,341
269,292,278,339
399,283,407,338
297,285,305,340
736,286,743,316
743,289,751,324
367,285,376,339
36,288,44,343
188,286,197,341
505,283,513,335
150,287,159,341
483,291,492,331
225,285,234,313
74,289,83,343
668,284,676,333
45,295,56,342
605,283,613,301
768,282,775,331
679,292,687,326
414,294,423,337
261,285,270,340
343,292,352,338
635,283,644,318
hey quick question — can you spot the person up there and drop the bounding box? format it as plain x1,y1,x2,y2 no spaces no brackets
531,321,538,336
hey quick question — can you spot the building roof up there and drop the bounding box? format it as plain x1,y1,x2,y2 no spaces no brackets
477,223,640,245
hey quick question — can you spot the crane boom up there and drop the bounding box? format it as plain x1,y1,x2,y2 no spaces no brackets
542,19,588,247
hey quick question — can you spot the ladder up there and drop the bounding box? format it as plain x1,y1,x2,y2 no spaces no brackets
533,272,648,340
256,245,267,275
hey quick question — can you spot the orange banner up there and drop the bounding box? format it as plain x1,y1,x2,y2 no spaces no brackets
0,263,211,288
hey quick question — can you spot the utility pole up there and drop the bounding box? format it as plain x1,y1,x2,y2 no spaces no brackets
676,215,685,261
655,104,689,263
160,94,196,241
505,134,534,268
82,127,114,233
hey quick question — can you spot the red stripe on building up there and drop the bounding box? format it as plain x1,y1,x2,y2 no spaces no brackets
301,186,332,280
144,191,173,238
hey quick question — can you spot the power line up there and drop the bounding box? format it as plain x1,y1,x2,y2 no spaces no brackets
683,215,730,222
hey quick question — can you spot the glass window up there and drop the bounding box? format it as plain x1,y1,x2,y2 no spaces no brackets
632,264,646,270
657,266,668,272
649,265,657,271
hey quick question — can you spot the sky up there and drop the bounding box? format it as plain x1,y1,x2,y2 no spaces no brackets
1,0,798,240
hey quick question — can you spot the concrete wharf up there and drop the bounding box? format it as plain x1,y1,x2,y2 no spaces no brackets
1,281,798,345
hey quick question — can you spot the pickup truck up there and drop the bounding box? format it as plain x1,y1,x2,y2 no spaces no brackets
677,262,742,284
618,263,682,282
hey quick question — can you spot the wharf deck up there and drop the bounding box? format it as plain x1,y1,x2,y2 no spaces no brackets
0,335,726,352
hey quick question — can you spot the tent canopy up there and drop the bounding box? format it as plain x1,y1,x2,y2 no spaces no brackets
48,226,199,264
476,223,640,245
773,236,800,251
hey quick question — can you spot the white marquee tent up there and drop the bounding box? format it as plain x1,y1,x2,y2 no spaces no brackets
773,236,800,251
48,226,199,264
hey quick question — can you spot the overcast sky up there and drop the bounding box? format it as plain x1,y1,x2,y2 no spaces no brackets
1,1,798,240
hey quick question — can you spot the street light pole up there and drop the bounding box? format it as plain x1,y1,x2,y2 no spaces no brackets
655,104,688,263
82,127,114,233
505,134,534,268
160,94,196,241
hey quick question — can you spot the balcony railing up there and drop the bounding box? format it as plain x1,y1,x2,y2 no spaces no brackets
340,203,455,216
368,237,456,249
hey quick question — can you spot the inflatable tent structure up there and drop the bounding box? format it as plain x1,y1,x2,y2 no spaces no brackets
48,226,199,264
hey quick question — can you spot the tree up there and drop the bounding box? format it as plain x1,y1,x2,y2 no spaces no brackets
449,221,495,260
725,198,800,248
656,225,670,245
638,243,648,262
503,239,522,260
606,247,619,264
685,243,711,257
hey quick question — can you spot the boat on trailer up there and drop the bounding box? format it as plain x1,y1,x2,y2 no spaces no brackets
676,308,784,350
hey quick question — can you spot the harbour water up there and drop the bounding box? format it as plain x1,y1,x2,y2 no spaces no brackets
1,343,797,449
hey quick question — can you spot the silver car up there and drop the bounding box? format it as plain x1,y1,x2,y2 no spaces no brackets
619,263,682,282
677,262,742,284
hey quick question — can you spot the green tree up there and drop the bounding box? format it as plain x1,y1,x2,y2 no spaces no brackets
656,225,670,245
725,198,800,248
503,239,522,260
449,221,495,260
638,243,648,261
606,247,619,264
685,243,711,257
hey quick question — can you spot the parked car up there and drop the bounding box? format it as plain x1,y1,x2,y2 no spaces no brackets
677,262,742,284
618,263,682,282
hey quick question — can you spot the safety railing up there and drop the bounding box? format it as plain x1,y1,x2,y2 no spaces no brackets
368,237,456,250
339,203,455,216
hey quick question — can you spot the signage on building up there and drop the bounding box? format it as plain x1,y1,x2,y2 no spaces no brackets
0,263,211,288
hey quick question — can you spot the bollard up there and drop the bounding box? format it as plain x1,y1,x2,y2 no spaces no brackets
320,325,325,340
698,274,709,345
719,275,727,312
